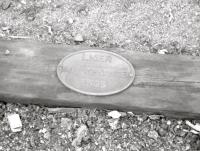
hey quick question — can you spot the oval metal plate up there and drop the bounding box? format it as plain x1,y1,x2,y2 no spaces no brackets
57,50,135,96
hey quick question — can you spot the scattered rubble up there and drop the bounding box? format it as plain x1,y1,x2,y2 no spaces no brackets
72,124,89,148
190,129,199,134
148,114,163,120
7,113,22,132
20,0,26,5
44,25,53,35
74,34,84,42
60,118,72,130
4,49,10,55
1,26,10,31
1,0,12,10
186,120,200,134
147,130,159,140
158,128,167,137
39,128,47,134
108,119,119,130
44,131,51,140
68,18,74,24
158,49,168,54
166,120,172,125
107,110,121,119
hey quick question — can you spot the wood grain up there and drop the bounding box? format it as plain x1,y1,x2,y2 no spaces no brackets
0,40,200,119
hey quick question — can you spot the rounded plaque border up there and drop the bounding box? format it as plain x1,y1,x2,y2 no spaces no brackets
57,49,135,96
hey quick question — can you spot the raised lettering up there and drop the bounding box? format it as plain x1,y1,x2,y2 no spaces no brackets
82,53,112,63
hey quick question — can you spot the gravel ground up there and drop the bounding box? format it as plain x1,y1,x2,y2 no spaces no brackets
0,0,200,150
0,103,200,151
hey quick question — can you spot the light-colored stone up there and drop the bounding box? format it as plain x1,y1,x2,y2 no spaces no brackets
108,119,119,130
39,128,47,133
149,114,162,120
7,113,22,132
61,118,72,130
158,49,168,54
2,26,10,31
74,34,84,42
166,120,171,125
186,120,200,132
44,131,51,139
68,18,74,24
108,110,121,119
147,130,159,140
72,124,88,147
4,50,10,55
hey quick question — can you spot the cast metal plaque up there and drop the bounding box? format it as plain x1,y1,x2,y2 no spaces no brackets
57,50,135,96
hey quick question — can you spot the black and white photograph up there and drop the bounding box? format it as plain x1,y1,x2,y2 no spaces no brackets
0,0,200,150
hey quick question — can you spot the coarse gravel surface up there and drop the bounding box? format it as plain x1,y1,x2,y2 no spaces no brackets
0,103,200,151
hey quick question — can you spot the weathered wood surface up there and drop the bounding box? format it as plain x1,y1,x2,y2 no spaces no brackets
0,40,200,118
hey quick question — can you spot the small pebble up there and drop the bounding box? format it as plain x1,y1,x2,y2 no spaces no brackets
2,26,10,31
125,39,132,43
137,115,148,122
76,147,82,151
120,112,127,117
161,123,168,130
121,122,128,129
20,0,26,5
142,127,149,134
7,113,22,132
102,146,106,151
159,148,165,151
4,50,10,55
44,131,51,139
149,114,161,120
179,131,187,137
175,124,180,129
74,34,84,42
137,116,143,122
174,136,183,143
147,130,159,140
190,129,199,134
130,145,139,151
108,110,121,119
186,120,200,132
72,124,88,147
166,120,171,125
68,18,74,24
185,144,191,150
158,128,167,137
45,25,53,35
108,119,119,130
25,8,36,22
158,49,168,54
39,128,47,133
60,118,72,130
127,111,134,115
1,0,11,10
192,52,196,56
26,15,35,21
177,120,182,125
